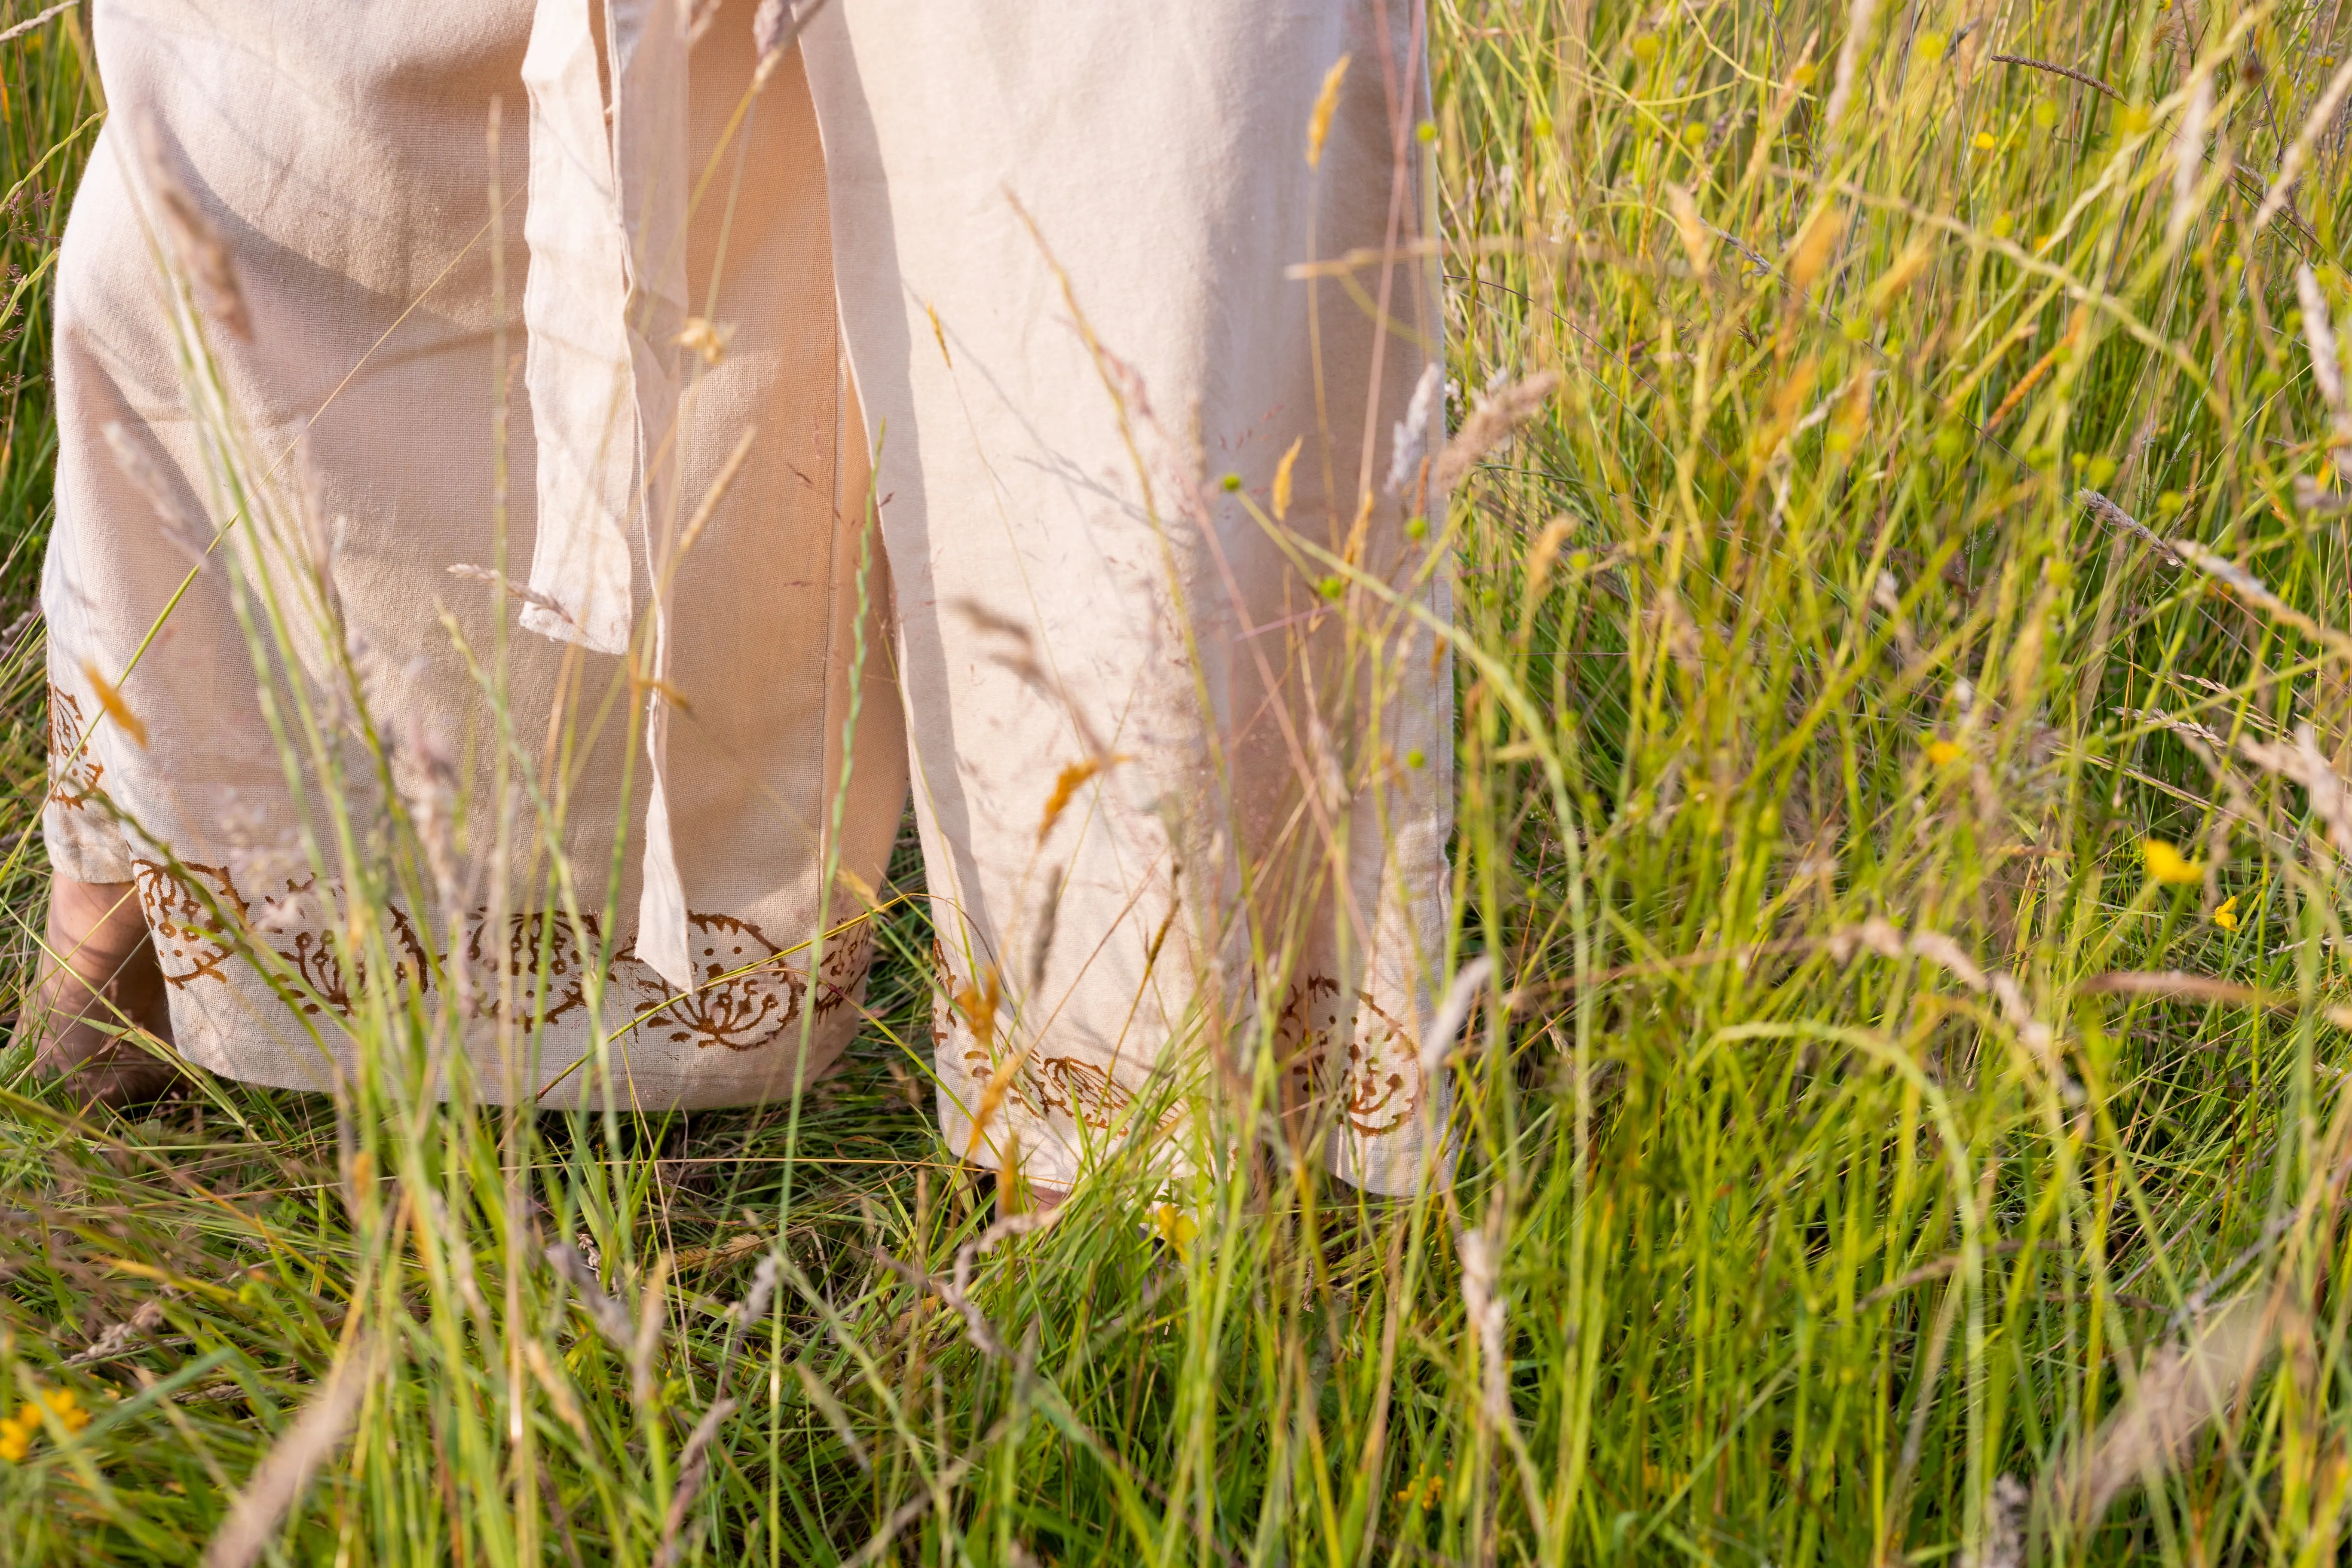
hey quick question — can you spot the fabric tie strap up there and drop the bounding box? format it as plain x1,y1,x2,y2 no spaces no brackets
518,0,695,990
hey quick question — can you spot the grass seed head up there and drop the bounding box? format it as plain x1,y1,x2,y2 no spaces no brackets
1431,371,1559,493
1307,54,1352,167
1270,434,1302,521
1786,204,1844,299
135,112,251,341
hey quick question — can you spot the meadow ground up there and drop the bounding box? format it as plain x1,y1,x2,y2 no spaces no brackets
5,0,2352,1563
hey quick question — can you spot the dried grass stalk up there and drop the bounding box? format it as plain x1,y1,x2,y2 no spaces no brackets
654,1396,738,1568
135,113,251,341
2167,70,2214,249
2239,722,2352,859
201,1336,378,1568
1384,362,1445,497
2062,1295,2284,1519
2297,264,2345,415
1458,1222,1511,1428
545,1242,633,1351
2076,488,2181,566
1821,0,1879,132
1430,371,1559,493
2254,55,2352,231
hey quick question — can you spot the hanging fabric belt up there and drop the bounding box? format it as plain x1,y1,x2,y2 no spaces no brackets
518,0,695,991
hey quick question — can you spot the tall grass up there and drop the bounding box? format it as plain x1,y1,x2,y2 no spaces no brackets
7,0,2352,1562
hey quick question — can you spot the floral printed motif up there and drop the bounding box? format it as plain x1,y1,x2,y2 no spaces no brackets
812,918,873,1020
1332,995,1420,1136
1274,972,1423,1137
45,686,103,811
274,877,434,1016
132,859,247,987
929,942,1166,1132
622,913,804,1051
1029,1054,1136,1129
931,938,997,1084
464,910,601,1024
126,858,826,1054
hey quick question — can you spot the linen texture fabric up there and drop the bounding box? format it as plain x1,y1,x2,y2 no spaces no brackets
41,0,1453,1194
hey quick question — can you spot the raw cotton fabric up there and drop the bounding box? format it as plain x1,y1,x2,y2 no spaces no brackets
43,0,1452,1194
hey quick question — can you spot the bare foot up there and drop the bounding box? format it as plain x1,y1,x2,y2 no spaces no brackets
31,876,177,1110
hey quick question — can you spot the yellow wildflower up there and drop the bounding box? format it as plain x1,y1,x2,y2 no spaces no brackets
1148,1203,1200,1257
2214,895,2241,931
0,1388,86,1463
1926,739,1963,768
1973,131,1997,151
2144,839,2204,885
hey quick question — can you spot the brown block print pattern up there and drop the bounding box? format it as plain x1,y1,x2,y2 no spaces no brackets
813,918,873,1021
619,913,805,1051
45,686,104,810
929,940,1176,1134
276,876,434,1017
466,910,602,1025
1274,974,1425,1138
133,859,247,986
127,861,865,1055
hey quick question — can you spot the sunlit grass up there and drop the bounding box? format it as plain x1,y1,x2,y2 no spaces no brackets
6,0,2352,1563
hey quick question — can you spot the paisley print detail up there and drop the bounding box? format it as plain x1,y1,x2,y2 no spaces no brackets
1331,995,1420,1136
132,859,247,987
1274,974,1424,1137
1030,1055,1135,1129
813,918,873,1020
929,942,1164,1132
464,909,600,1024
272,878,434,1016
931,938,993,1085
46,686,103,811
125,861,827,1052
621,912,804,1051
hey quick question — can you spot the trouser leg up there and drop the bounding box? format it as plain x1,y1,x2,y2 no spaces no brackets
805,0,1452,1194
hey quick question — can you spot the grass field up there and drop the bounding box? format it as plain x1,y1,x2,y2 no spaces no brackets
6,0,2352,1562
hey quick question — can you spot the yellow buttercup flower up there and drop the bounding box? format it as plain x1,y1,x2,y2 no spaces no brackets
0,1388,86,1463
1148,1203,1200,1258
1926,739,1963,767
2144,839,2204,885
2214,895,2241,931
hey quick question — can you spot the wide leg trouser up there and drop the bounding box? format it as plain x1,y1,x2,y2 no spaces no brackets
43,0,1451,1194
799,3,1453,1194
